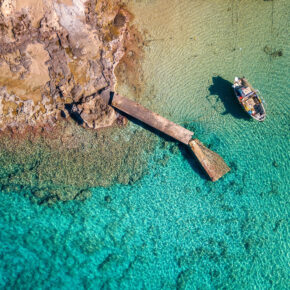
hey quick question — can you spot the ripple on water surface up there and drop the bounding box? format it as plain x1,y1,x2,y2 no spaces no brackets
0,0,289,288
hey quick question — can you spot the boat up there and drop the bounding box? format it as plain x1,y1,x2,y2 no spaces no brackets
232,77,266,121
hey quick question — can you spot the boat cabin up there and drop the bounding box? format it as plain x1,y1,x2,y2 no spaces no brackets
233,77,266,121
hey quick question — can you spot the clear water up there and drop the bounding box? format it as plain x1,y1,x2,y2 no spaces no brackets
0,0,289,288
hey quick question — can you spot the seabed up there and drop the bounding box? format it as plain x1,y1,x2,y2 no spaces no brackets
0,0,289,288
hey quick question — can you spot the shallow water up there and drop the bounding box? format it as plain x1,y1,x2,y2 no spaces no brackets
0,0,289,288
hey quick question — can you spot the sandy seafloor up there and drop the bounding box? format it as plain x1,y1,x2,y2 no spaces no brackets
0,0,289,289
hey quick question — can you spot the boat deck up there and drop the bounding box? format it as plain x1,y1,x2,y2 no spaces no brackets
233,77,266,121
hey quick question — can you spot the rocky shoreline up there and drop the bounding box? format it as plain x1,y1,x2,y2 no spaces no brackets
0,0,142,132
0,0,155,204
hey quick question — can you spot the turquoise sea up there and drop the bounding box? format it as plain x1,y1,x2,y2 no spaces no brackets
0,0,289,289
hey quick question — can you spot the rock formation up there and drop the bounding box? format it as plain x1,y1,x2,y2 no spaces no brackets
0,0,137,131
0,0,155,204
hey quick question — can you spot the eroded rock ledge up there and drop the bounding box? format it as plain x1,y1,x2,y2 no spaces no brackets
0,0,139,131
0,0,155,204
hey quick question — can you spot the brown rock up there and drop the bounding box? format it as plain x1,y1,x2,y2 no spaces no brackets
77,95,117,129
0,0,140,133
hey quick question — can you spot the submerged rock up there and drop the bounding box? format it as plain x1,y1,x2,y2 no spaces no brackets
77,94,117,129
0,120,157,204
263,45,283,58
0,1,154,204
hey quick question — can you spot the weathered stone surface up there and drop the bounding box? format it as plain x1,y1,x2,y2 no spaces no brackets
0,1,151,204
0,0,134,131
77,94,117,129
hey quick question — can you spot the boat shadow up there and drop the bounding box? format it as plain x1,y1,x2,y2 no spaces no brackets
207,76,251,121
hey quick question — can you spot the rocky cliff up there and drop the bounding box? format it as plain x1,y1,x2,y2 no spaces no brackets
0,0,140,131
0,0,155,204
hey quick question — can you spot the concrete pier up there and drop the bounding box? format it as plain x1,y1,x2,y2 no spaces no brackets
112,94,194,145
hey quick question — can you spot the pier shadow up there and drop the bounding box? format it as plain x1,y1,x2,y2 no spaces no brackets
178,143,211,181
207,76,251,121
114,106,209,181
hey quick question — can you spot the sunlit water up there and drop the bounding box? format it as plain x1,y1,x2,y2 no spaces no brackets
0,0,289,288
